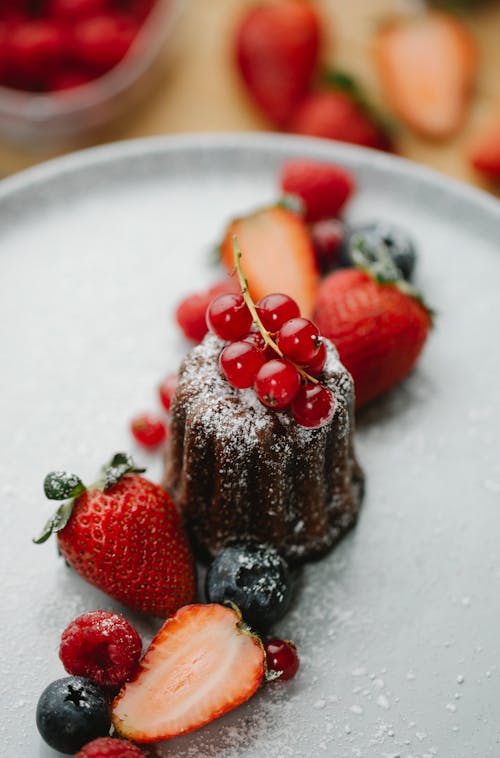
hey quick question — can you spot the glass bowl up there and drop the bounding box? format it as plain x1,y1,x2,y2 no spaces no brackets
0,0,182,147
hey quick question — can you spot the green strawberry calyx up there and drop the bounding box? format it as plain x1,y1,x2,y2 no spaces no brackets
33,453,145,545
350,235,435,321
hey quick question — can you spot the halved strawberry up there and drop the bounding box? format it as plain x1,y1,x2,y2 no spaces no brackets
374,11,476,139
112,604,265,743
220,206,318,318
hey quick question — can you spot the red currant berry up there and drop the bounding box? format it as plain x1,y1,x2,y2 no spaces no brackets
219,340,266,389
206,293,253,342
72,14,137,72
306,341,327,377
243,331,265,349
264,639,299,681
48,69,95,91
276,318,321,364
9,20,66,79
290,383,335,428
130,413,166,448
310,219,345,272
48,0,109,21
256,293,300,332
158,372,178,412
254,360,301,410
60,610,142,688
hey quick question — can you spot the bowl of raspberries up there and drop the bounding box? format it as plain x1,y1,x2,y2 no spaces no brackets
0,0,180,145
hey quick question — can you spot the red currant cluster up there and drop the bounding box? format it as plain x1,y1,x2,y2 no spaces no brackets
0,0,154,93
206,291,335,429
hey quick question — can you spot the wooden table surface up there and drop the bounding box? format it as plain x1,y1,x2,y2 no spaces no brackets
0,0,499,196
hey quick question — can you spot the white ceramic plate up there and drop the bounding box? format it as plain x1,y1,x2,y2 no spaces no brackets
1,134,499,758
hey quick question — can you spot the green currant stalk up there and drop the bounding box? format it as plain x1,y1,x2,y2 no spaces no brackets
232,236,319,385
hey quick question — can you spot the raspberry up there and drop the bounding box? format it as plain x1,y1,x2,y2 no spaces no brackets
158,372,178,412
59,610,142,688
75,737,144,757
176,279,238,343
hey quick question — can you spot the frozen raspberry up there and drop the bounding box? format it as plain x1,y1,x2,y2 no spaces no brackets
59,610,142,688
75,737,144,757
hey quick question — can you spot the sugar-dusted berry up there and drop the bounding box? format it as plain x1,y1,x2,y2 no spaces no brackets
60,610,142,688
254,359,301,410
75,736,144,757
219,340,266,389
264,639,299,681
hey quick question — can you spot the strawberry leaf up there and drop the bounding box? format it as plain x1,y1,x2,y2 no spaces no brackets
44,471,86,500
102,452,145,490
33,499,76,544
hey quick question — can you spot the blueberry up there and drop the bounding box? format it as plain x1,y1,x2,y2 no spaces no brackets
341,222,417,281
205,543,293,629
36,676,111,754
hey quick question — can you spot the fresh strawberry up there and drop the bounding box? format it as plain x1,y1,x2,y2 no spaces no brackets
289,90,391,150
34,454,196,617
112,604,265,743
220,206,318,318
280,159,355,221
374,11,476,139
235,0,321,126
176,278,239,343
314,267,431,408
468,120,500,180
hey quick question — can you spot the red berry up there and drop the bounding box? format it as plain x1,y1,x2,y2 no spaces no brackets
276,317,320,364
310,219,346,272
219,340,266,389
130,414,167,448
48,0,109,20
59,611,142,688
264,638,299,681
243,331,265,349
206,293,253,342
9,20,66,80
176,280,238,343
158,372,178,412
75,736,144,757
290,383,335,428
48,69,95,91
306,341,327,377
280,159,355,222
72,14,137,72
256,293,301,332
254,359,301,410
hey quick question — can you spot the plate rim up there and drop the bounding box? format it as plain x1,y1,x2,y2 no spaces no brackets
0,132,498,221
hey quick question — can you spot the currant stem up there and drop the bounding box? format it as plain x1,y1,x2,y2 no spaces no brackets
232,236,319,385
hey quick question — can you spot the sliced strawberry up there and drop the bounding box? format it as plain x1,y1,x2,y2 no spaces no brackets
220,206,318,318
468,121,500,180
280,159,355,221
374,11,476,139
314,269,431,408
288,90,391,151
235,0,321,126
112,604,265,743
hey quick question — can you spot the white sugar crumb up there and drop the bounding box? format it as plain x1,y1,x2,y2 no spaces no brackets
350,704,363,715
445,703,457,713
456,674,465,684
377,694,390,710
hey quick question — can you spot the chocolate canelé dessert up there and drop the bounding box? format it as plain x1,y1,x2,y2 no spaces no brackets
163,333,364,564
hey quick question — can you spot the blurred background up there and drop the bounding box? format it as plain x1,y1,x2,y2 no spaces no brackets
0,0,499,192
